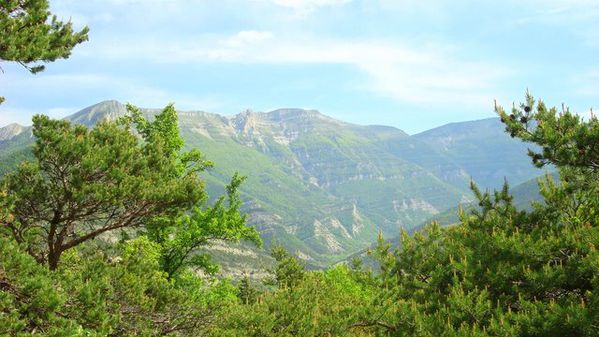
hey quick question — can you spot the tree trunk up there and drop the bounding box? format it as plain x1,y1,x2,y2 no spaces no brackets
48,250,61,271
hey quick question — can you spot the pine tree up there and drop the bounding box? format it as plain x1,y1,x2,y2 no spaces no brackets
0,104,206,270
268,245,306,289
0,0,89,104
238,276,258,305
363,94,599,336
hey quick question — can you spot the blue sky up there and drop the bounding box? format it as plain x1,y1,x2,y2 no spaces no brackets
1,0,598,133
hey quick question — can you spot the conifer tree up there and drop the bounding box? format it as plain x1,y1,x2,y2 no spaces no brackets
0,105,206,270
0,0,89,103
359,94,599,336
237,276,259,305
268,245,306,289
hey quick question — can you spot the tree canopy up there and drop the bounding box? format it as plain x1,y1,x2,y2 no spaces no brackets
0,0,89,103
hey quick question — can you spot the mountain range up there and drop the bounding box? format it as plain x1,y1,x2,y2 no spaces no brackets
0,101,545,266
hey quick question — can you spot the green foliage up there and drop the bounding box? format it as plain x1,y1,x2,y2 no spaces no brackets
123,103,262,278
0,102,262,335
146,172,262,279
0,235,235,336
356,95,599,336
212,265,377,337
497,93,599,172
0,0,89,103
0,105,206,269
0,236,78,335
268,245,306,289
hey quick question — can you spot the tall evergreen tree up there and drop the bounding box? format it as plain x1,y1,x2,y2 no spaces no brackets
237,275,259,305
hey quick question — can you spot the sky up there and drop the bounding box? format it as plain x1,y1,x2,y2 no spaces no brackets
1,0,599,134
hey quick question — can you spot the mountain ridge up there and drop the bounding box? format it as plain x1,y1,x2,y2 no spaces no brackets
0,123,26,142
0,100,541,266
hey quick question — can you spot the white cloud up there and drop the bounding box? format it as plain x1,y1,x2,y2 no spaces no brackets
358,56,506,107
0,107,36,126
85,32,507,109
515,0,599,31
269,0,350,11
225,30,274,47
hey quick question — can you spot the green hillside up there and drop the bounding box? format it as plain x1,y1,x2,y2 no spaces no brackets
412,118,543,189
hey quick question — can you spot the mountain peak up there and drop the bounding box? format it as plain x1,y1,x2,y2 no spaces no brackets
231,109,259,134
229,108,336,135
0,123,26,142
67,100,128,126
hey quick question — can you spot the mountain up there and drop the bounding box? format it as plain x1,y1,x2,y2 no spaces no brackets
0,101,543,266
0,123,25,141
342,170,556,269
411,118,542,189
422,170,558,228
173,105,470,264
0,122,35,176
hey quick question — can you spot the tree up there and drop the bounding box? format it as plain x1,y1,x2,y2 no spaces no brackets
0,103,260,335
362,94,599,336
0,0,89,103
124,104,261,279
497,93,599,173
0,104,206,270
0,234,236,336
268,244,306,290
145,172,262,279
212,265,377,336
237,275,259,305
